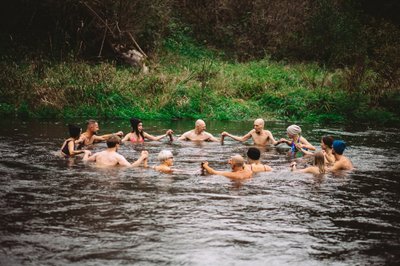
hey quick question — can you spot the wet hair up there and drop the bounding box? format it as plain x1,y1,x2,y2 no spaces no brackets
158,150,173,162
247,147,261,161
106,135,121,148
231,154,245,168
86,119,97,126
68,124,81,139
333,140,346,155
314,151,325,174
130,118,144,140
322,136,334,149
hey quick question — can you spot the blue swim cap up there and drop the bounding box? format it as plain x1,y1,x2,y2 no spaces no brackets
333,140,346,155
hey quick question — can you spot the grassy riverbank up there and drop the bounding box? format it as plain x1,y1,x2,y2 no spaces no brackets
1,33,399,124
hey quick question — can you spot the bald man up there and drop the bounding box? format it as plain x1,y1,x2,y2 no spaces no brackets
202,154,253,180
221,118,278,146
178,119,219,142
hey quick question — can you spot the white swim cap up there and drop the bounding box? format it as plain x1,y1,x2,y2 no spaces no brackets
287,125,302,136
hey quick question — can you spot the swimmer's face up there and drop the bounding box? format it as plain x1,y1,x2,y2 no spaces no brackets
89,122,99,133
196,122,206,132
287,133,295,139
165,156,174,166
138,123,143,132
253,121,263,133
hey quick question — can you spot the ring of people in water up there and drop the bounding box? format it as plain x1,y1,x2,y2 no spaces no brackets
60,118,354,178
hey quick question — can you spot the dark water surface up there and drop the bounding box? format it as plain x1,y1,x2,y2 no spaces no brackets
0,119,399,265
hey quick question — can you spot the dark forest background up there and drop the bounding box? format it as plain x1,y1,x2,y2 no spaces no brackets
0,0,399,122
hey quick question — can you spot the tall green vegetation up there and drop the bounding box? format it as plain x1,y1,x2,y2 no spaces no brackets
0,0,399,124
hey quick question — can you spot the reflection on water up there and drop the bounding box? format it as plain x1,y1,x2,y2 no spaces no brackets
0,119,399,265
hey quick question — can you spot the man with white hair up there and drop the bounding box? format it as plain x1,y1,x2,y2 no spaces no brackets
178,119,219,142
202,154,253,180
221,118,278,146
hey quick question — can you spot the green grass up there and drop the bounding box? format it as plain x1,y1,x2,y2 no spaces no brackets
0,30,399,125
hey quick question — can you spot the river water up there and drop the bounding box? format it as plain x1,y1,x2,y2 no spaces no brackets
0,119,399,265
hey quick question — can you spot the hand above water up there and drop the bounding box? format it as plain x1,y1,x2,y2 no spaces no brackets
115,131,124,137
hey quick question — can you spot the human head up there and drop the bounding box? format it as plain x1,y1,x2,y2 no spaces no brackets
68,124,81,139
157,150,174,165
247,147,261,161
314,151,325,167
321,136,334,150
253,118,265,133
333,140,346,155
229,154,245,169
195,119,206,133
86,119,99,133
287,125,301,138
130,118,142,132
314,151,325,174
106,135,121,148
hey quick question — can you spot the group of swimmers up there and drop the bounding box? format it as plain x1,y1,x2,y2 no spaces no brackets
60,118,353,180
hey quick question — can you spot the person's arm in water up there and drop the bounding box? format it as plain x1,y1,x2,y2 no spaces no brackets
129,151,149,167
266,130,279,145
295,145,314,155
277,138,291,146
66,140,89,156
93,131,124,142
291,162,318,174
299,137,316,151
221,130,252,142
112,151,148,167
143,129,174,141
83,151,97,162
205,132,219,142
121,132,132,142
75,134,87,146
177,131,190,141
202,162,249,180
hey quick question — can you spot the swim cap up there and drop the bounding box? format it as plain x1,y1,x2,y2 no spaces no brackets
333,140,346,155
130,118,142,129
247,147,261,160
287,125,302,136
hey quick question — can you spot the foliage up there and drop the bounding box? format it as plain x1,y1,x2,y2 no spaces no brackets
0,1,399,125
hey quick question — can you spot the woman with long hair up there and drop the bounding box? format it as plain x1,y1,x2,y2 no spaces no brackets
122,118,173,143
290,151,327,175
60,125,91,158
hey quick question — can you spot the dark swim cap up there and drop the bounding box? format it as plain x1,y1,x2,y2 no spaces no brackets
333,140,346,155
68,124,81,138
247,147,261,160
130,118,142,129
